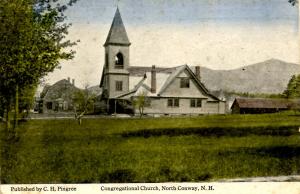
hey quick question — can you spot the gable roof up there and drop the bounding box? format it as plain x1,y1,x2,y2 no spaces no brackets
231,98,289,109
115,65,221,101
104,8,130,46
157,65,212,96
157,65,187,95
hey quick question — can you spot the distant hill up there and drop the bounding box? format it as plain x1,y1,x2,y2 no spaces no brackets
198,59,300,94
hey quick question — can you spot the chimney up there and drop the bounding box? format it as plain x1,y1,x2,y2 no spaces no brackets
72,79,75,86
195,66,201,80
67,77,70,83
151,65,156,93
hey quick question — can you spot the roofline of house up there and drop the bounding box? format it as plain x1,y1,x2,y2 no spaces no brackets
230,97,299,110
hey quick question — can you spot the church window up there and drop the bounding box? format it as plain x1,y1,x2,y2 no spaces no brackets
190,99,202,108
115,81,123,91
46,102,53,110
191,99,195,107
167,98,180,107
174,98,179,107
167,99,173,107
197,99,202,107
115,52,124,69
180,78,190,88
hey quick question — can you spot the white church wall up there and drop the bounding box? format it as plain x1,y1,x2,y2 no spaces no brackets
134,97,225,116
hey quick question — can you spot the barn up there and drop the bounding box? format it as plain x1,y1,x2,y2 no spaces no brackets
230,98,298,114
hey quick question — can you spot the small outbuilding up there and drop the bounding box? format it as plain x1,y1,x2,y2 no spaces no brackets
230,98,297,114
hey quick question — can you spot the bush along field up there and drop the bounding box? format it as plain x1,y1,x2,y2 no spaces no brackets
1,112,300,183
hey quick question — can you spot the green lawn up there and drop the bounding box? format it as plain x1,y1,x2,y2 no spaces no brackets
1,112,300,183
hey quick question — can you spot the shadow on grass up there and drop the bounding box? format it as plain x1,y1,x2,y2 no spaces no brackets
122,126,299,138
219,145,300,159
252,145,300,159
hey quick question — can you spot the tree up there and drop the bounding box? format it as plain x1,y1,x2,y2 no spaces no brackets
133,92,148,118
0,0,78,130
283,74,300,98
72,87,96,125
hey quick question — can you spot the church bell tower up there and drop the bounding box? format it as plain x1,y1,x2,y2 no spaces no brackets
101,8,131,99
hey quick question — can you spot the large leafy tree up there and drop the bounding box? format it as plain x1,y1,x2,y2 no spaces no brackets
0,0,78,130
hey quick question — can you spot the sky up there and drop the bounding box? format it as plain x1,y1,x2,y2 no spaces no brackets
44,0,299,88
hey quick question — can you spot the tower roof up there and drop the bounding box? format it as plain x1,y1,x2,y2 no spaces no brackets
104,8,131,46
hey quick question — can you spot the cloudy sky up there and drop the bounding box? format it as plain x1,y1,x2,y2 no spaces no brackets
45,0,299,88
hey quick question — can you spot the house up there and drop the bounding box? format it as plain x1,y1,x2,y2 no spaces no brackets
39,78,80,113
231,98,300,114
99,8,226,116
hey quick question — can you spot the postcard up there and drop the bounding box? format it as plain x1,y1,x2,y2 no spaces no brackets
0,0,299,194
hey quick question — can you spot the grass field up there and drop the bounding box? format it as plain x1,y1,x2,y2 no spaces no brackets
1,112,300,183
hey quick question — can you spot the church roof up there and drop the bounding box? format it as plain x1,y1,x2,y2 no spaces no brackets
104,8,131,46
115,65,220,101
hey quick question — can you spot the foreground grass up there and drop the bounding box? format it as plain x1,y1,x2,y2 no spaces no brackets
1,112,300,183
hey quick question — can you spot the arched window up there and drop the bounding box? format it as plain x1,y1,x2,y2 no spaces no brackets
115,52,124,69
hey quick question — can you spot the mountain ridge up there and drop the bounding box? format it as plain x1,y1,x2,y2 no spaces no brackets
197,59,300,94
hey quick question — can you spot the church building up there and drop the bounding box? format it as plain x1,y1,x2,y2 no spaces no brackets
99,8,226,116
